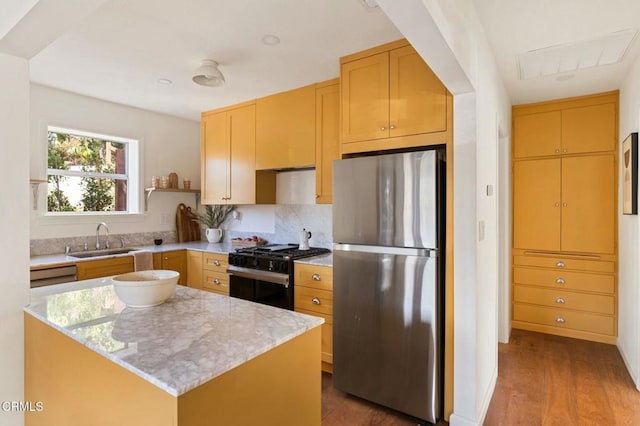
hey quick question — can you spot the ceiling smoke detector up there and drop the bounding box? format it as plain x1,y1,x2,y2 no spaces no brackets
192,60,225,87
359,0,379,11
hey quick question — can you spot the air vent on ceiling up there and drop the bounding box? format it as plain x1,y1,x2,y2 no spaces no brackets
517,29,638,80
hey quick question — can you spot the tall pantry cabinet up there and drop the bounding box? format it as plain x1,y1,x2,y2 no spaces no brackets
511,91,618,344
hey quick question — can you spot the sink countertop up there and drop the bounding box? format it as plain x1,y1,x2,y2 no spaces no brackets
30,241,233,269
25,279,323,396
294,253,333,267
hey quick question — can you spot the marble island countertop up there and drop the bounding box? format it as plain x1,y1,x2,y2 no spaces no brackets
24,279,324,396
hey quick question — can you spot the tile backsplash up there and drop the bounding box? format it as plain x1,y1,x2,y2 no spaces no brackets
30,204,333,256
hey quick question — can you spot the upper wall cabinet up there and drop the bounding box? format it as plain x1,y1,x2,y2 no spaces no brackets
201,102,275,205
255,84,316,170
513,94,617,159
340,40,448,153
315,79,340,204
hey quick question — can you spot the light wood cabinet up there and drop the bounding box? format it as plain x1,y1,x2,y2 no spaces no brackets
340,40,448,152
513,155,615,254
511,91,618,344
76,257,134,281
294,263,333,373
513,94,617,159
153,250,187,285
201,102,276,205
202,253,229,296
256,85,316,170
187,250,203,290
315,80,340,204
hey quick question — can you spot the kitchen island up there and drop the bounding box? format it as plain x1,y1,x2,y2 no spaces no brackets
24,278,323,426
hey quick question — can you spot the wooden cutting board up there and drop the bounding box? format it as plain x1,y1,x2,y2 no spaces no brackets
176,203,201,242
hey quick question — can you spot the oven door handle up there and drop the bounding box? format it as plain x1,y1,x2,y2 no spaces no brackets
227,266,290,288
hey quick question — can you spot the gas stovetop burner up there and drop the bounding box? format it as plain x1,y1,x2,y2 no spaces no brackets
229,244,330,274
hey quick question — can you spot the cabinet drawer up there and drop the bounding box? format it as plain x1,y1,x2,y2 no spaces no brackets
513,255,614,273
203,253,228,272
513,267,614,294
203,271,229,294
514,285,614,315
514,303,614,336
295,286,333,316
295,264,333,291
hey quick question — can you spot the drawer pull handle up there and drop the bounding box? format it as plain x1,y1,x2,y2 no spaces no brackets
213,260,221,266
213,278,221,285
555,297,565,304
556,261,566,268
555,316,566,324
556,278,565,285
311,297,321,305
312,273,321,281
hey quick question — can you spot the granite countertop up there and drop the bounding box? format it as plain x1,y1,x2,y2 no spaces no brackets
295,253,333,267
30,242,233,269
25,279,323,396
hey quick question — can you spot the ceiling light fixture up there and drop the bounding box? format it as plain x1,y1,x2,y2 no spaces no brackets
192,60,225,87
261,34,280,46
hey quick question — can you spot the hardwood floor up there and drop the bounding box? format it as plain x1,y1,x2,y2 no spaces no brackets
321,372,447,425
485,329,640,425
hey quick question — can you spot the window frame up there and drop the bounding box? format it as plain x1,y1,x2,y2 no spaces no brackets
45,125,141,216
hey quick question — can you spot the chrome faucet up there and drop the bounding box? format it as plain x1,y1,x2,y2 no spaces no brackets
96,222,110,250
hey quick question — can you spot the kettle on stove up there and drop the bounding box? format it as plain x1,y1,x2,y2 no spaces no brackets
299,228,312,250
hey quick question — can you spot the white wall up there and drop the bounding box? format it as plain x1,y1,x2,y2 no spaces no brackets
378,1,511,424
29,84,200,240
0,52,30,426
617,53,640,388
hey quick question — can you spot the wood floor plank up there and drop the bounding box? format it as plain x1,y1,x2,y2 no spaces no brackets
486,330,640,426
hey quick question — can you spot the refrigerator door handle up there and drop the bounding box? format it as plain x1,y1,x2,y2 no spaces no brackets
333,243,437,257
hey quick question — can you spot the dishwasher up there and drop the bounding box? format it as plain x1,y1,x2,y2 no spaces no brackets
30,265,77,288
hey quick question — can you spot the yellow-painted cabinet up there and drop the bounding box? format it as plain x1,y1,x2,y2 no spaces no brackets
76,257,134,281
315,80,340,204
153,250,187,285
187,250,203,290
294,263,333,373
201,103,275,205
513,155,615,255
341,41,447,145
255,85,316,170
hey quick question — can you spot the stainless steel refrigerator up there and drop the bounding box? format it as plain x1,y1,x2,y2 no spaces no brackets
332,149,444,423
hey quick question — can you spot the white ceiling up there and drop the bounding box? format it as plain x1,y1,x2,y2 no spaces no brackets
475,0,640,106
13,0,402,121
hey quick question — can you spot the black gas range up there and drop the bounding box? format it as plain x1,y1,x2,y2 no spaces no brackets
227,244,330,310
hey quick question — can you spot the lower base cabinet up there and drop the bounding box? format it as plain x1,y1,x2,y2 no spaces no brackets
76,257,134,281
294,263,333,373
153,250,187,285
186,250,229,295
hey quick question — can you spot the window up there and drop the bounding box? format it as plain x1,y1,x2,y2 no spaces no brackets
47,126,140,214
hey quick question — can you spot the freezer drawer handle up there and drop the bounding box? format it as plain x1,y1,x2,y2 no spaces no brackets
333,243,435,257
311,297,321,305
312,274,321,281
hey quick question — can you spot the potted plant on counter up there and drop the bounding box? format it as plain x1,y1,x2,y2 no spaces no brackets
192,204,236,243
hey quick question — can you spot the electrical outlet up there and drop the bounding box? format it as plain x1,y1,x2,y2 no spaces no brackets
161,213,171,225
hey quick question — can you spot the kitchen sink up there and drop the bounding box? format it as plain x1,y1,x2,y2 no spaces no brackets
68,248,138,259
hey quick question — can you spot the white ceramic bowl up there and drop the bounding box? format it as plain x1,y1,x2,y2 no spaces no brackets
111,270,179,308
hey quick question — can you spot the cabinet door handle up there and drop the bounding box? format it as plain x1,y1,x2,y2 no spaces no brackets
562,202,568,207
163,257,168,260
213,260,221,266
390,124,396,129
556,278,565,285
562,148,568,153
311,297,321,305
312,273,321,281
554,202,560,207
555,149,560,154
556,261,566,268
555,297,566,304
380,126,386,131
213,278,221,285
555,316,566,324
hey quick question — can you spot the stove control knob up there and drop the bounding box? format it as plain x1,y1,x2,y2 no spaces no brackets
268,260,275,271
252,258,259,267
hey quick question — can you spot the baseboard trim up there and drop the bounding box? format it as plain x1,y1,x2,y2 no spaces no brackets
449,366,498,426
617,340,640,390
